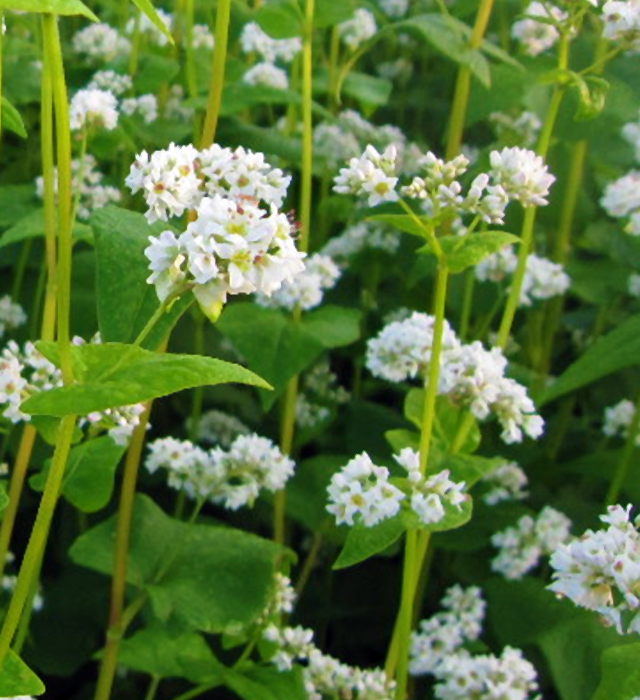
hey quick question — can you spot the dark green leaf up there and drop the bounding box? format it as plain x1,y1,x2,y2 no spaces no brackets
30,436,125,512
0,209,93,250
333,515,406,570
592,643,640,700
302,306,361,348
21,343,270,417
226,665,307,700
541,314,640,404
91,206,189,348
70,494,288,633
118,624,224,683
0,650,46,695
367,213,433,238
2,96,27,138
0,0,97,18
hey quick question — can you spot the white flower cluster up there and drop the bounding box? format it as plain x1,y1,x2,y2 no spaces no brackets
36,153,121,221
475,247,570,307
254,572,297,627
190,24,214,50
263,624,394,700
295,360,350,428
256,253,340,311
145,433,295,509
69,88,119,132
72,23,131,63
187,408,251,447
378,0,409,19
121,94,158,123
603,399,640,445
601,171,640,235
489,147,556,207
410,585,486,675
243,62,289,90
622,109,640,163
366,312,544,443
127,144,303,316
377,57,413,82
337,9,377,51
0,338,145,444
87,70,132,96
491,506,572,580
479,461,529,506
629,273,640,297
239,22,301,63
511,2,567,56
326,450,467,528
549,504,640,634
125,9,173,46
322,221,400,262
334,144,399,207
0,296,26,338
489,110,542,148
602,0,640,50
164,85,194,121
411,586,538,700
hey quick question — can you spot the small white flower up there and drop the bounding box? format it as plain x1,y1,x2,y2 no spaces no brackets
243,62,289,89
69,89,119,131
337,9,377,51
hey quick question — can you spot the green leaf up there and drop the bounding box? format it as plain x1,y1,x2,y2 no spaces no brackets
403,496,474,533
340,72,393,107
255,0,302,39
395,14,491,87
333,515,406,570
21,343,270,417
0,482,8,514
129,0,174,44
2,96,27,138
314,0,355,27
0,649,46,696
367,213,433,238
592,643,640,700
302,306,361,348
91,206,189,348
118,624,224,683
571,74,610,122
0,209,93,250
419,232,519,273
31,416,84,446
226,665,307,700
217,303,323,410
0,0,97,19
70,494,288,633
30,436,125,513
541,314,640,404
0,185,38,228
385,428,420,453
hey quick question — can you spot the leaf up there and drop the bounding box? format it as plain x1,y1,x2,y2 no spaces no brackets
419,232,519,273
91,206,189,348
0,209,93,250
314,0,355,28
0,0,97,19
592,643,640,700
30,436,125,513
540,314,640,404
0,649,46,696
226,665,307,700
333,515,406,570
2,96,27,138
21,343,270,417
0,185,38,228
340,72,393,107
129,0,174,44
31,416,84,446
302,306,361,348
571,74,610,122
217,303,324,410
118,625,224,683
255,0,302,39
395,14,491,87
367,213,433,238
385,428,420,453
70,494,288,633
403,496,474,534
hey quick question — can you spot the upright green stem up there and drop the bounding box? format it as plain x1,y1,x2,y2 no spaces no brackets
0,10,4,163
495,37,569,350
605,387,640,506
274,0,315,544
0,415,77,668
70,127,88,224
394,529,417,700
200,0,231,148
445,0,495,160
184,0,198,100
93,403,153,700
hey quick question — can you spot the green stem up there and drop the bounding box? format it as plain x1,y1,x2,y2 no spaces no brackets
43,13,73,384
70,127,88,225
144,676,161,700
200,0,231,148
128,12,141,77
393,529,417,700
12,549,44,655
169,683,221,700
0,10,3,163
294,531,322,597
93,404,153,700
0,414,77,668
10,240,33,306
445,0,495,160
605,387,640,506
184,0,198,100
275,372,299,544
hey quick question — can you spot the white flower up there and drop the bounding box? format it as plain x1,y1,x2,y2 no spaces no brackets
480,461,528,505
489,146,556,206
511,2,567,56
72,23,131,63
378,0,409,18
334,144,399,206
490,110,542,148
475,246,518,282
187,409,250,447
239,22,301,63
327,452,405,527
601,171,640,234
190,24,214,50
125,9,173,46
520,254,570,306
69,89,119,131
603,399,640,445
337,9,377,51
0,296,27,338
87,70,132,96
602,0,640,49
321,221,400,261
628,273,640,297
243,62,288,89
121,94,158,123
623,109,640,163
